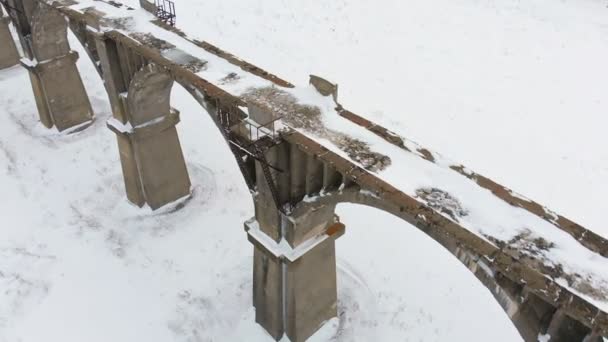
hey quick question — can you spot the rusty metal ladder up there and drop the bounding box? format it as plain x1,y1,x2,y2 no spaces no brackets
155,0,176,26
226,131,255,191
252,143,286,214
217,103,289,214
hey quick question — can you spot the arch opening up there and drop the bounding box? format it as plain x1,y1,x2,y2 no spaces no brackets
169,81,253,209
334,201,522,341
66,26,111,123
292,187,606,341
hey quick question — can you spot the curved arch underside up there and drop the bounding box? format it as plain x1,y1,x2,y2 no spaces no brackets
296,188,603,341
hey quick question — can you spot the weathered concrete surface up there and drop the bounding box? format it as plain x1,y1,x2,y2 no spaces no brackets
18,1,93,131
545,310,601,342
91,29,195,209
0,7,19,69
511,291,556,341
252,246,284,340
245,136,343,341
247,198,343,341
105,63,191,209
283,202,337,248
309,75,337,101
133,123,191,209
283,204,342,342
139,0,157,14
21,51,93,131
248,233,343,342
285,236,339,342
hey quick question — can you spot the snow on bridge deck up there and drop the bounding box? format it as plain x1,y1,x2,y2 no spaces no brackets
42,0,608,335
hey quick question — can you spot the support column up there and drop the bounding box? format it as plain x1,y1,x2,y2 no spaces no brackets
107,106,191,210
0,7,19,69
544,310,598,342
21,2,93,131
21,51,93,131
96,31,191,209
511,290,557,341
245,200,345,342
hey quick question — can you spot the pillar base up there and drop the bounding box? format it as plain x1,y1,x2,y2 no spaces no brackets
20,51,94,131
246,216,345,342
107,108,191,210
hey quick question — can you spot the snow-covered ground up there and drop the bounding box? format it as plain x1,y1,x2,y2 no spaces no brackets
1,0,607,341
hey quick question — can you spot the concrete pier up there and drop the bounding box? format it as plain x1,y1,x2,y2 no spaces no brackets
98,34,191,209
20,2,93,131
246,199,344,342
0,7,19,69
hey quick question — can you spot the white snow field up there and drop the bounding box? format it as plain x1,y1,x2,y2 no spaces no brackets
1,1,607,342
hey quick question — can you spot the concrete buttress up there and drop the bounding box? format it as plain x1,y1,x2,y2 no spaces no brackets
97,34,191,209
246,189,344,341
0,6,19,69
17,1,93,131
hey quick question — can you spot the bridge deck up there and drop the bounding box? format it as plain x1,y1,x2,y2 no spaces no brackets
44,0,608,335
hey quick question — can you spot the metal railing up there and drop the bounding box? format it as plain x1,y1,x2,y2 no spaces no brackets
155,0,176,26
216,103,290,213
244,116,281,142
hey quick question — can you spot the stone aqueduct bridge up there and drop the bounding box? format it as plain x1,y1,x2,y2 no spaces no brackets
1,0,607,341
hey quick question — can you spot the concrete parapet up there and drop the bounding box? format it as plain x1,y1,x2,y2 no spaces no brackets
309,75,338,102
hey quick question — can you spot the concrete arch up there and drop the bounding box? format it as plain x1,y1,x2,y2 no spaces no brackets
66,19,102,75
290,187,604,342
167,80,258,202
171,81,240,153
176,81,224,129
175,80,258,191
175,80,251,138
